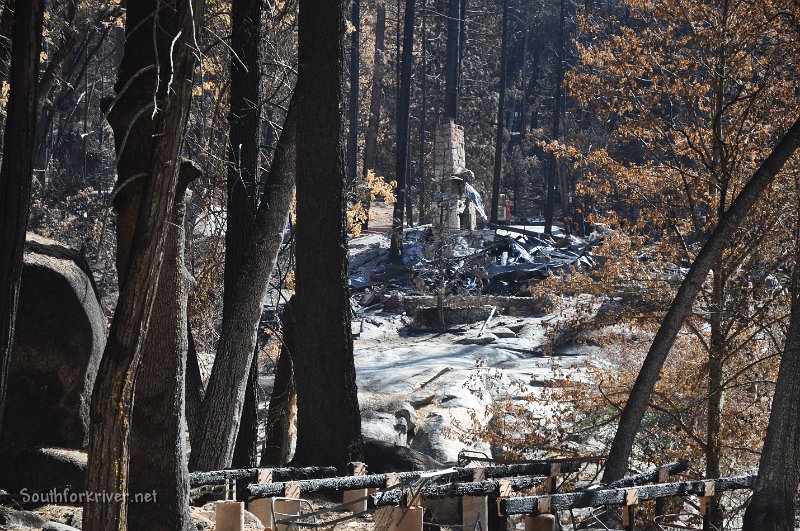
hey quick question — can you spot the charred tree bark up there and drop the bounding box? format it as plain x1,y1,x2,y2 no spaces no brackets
0,0,44,434
83,1,203,529
128,164,198,531
743,222,800,531
261,298,297,466
544,0,565,235
489,0,509,223
363,3,386,179
443,0,461,119
417,0,427,224
347,0,360,185
189,94,297,471
0,1,15,86
602,115,800,484
291,0,362,468
185,323,205,449
224,0,263,309
232,346,260,468
389,0,415,264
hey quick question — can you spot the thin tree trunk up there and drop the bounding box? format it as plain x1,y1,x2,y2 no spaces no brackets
189,94,297,471
185,323,205,450
544,0,565,235
0,0,44,435
0,0,15,87
489,0,509,223
705,262,725,530
363,3,385,178
602,115,800,484
347,0,360,185
389,0,415,264
261,297,297,466
417,0,427,225
443,0,460,119
232,346,260,467
83,1,203,528
291,0,362,468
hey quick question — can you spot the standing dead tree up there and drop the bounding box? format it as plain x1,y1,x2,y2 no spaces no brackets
0,0,44,434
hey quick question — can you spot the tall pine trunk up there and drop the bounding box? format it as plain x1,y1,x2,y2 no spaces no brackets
347,0,360,185
224,0,264,470
0,0,43,434
291,0,362,468
363,3,386,178
389,0,415,263
489,0,509,223
544,0,564,235
417,0,427,224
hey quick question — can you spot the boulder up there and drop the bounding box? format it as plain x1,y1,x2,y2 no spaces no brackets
362,438,443,473
410,411,491,464
16,446,87,494
0,507,46,528
456,333,498,345
361,411,405,445
0,234,105,489
42,522,82,531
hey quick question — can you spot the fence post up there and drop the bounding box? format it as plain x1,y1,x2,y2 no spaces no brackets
343,461,368,513
548,463,561,494
489,479,511,531
700,480,715,531
654,466,669,519
463,468,488,531
622,488,637,531
249,468,274,528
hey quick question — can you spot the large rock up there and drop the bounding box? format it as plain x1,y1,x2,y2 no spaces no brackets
0,234,105,489
16,446,87,494
0,507,47,528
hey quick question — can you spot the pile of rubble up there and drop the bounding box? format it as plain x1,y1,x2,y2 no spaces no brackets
349,225,600,297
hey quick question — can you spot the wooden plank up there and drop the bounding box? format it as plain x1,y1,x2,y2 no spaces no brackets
500,475,756,515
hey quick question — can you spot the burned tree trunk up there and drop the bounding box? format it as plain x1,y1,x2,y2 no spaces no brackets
543,0,565,235
389,0,416,264
291,0,362,468
363,3,386,178
417,0,427,224
83,1,203,528
222,0,264,469
232,346,260,468
444,0,461,119
0,0,44,434
347,0,360,185
261,297,297,466
128,164,198,531
489,0,509,223
189,95,297,471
